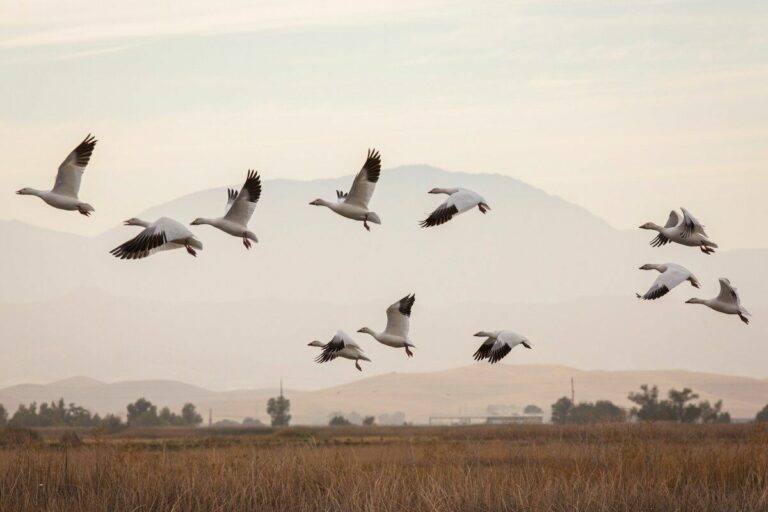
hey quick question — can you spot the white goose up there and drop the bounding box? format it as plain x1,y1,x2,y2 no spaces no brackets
309,149,382,231
309,330,371,371
16,134,97,216
110,217,203,260
358,294,416,357
472,330,532,364
420,188,490,228
637,263,700,300
686,278,751,325
191,170,261,249
640,208,718,254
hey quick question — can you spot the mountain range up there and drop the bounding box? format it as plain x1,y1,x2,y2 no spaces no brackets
1,365,766,424
0,165,764,391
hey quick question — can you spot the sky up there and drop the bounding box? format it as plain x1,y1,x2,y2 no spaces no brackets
0,0,766,249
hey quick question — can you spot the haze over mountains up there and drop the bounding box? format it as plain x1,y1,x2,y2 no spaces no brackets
0,165,765,393
2,365,767,424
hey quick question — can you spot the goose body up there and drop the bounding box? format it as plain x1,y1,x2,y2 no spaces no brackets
111,217,203,260
640,208,718,254
16,134,97,216
472,330,532,364
358,294,416,357
309,330,371,371
637,263,700,300
686,278,751,324
310,149,382,231
191,170,261,249
420,187,490,227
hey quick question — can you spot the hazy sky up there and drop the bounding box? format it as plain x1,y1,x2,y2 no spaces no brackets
1,0,766,248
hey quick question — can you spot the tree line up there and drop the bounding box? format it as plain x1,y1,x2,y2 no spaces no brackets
0,398,202,429
550,384,735,424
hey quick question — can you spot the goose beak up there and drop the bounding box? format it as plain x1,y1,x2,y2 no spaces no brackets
15,190,22,195
685,299,695,304
122,220,131,225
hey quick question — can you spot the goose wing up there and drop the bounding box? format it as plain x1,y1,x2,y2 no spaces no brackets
716,278,739,304
343,149,381,209
473,337,497,362
224,170,261,226
316,331,359,363
421,189,483,227
385,294,415,337
664,210,680,228
639,266,689,300
680,207,707,238
52,134,97,198
110,217,192,260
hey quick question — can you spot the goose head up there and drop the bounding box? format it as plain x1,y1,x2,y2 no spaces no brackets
357,327,375,335
15,187,36,195
190,218,206,226
309,199,325,206
123,218,147,227
307,340,325,347
685,298,706,305
638,222,660,231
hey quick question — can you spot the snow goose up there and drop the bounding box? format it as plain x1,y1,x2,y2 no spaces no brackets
309,149,382,231
472,330,532,364
308,330,371,371
420,188,490,227
191,170,261,249
110,217,203,260
636,263,700,300
16,134,97,216
358,294,416,357
639,208,718,254
686,278,751,325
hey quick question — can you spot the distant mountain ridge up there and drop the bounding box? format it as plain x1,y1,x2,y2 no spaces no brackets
1,364,766,424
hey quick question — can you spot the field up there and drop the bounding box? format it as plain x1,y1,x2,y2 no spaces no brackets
1,424,767,511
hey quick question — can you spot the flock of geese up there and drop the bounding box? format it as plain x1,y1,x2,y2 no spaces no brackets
16,135,751,372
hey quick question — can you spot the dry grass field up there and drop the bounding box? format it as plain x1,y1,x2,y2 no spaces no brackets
0,424,767,511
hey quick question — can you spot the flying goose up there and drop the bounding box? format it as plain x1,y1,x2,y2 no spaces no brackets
308,330,371,371
16,134,97,216
358,294,416,357
309,149,382,231
110,217,203,260
191,170,261,249
637,263,700,300
686,278,751,324
639,208,718,254
420,188,490,228
472,330,532,364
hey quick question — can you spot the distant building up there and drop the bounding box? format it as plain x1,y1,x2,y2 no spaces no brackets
428,414,543,426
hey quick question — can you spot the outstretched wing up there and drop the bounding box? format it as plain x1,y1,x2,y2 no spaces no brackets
224,188,238,216
384,294,415,337
716,278,739,304
650,233,670,248
110,221,167,260
52,134,97,198
680,207,707,238
664,210,680,228
420,197,459,228
224,170,261,226
473,338,496,362
487,340,512,364
315,331,354,363
344,149,381,209
639,268,688,300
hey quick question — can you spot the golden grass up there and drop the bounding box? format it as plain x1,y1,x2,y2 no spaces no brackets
1,424,767,511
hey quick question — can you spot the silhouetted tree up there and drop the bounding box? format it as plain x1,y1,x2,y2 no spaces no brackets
524,404,543,414
550,397,573,425
0,404,7,426
363,416,376,426
181,403,203,426
267,396,291,427
329,415,351,426
126,398,160,426
756,404,768,422
629,385,730,423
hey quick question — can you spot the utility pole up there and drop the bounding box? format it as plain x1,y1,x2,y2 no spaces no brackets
571,377,575,404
